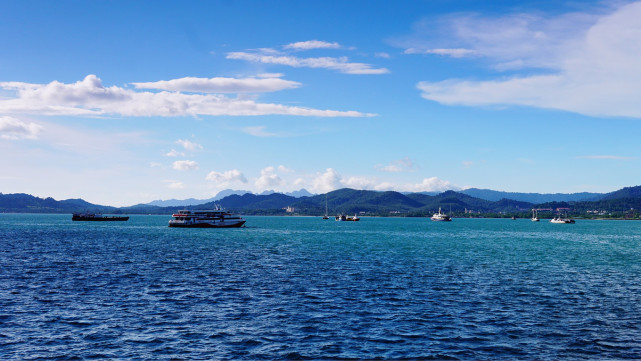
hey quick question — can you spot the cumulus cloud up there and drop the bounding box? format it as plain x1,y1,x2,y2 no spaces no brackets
284,40,341,50
172,160,199,171
0,116,43,140
277,165,293,173
166,149,184,157
410,2,641,118
403,177,456,192
206,169,247,183
132,76,301,93
312,168,344,193
227,50,389,75
255,166,283,189
176,139,203,152
307,167,455,194
0,74,373,117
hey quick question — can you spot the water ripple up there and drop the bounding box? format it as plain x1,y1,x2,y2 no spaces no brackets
2,215,641,359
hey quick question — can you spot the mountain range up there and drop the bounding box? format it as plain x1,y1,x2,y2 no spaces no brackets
2,185,640,217
141,189,314,207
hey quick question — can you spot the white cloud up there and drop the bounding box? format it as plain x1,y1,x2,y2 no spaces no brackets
312,168,344,193
176,139,203,152
172,160,199,171
411,2,641,118
255,166,282,189
377,157,416,172
307,167,455,194
375,52,391,59
164,181,185,189
404,48,475,58
166,149,184,157
404,177,456,192
284,40,341,50
277,165,293,173
0,116,43,140
241,126,278,137
132,76,301,93
227,51,389,75
206,169,247,183
0,75,373,118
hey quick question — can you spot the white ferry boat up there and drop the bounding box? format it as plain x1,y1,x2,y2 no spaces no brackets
168,209,246,228
431,207,452,222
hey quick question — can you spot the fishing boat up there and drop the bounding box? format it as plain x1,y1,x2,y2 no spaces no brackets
72,213,129,221
168,209,246,228
431,207,451,222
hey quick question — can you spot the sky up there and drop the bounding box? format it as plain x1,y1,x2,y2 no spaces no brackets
2,0,641,206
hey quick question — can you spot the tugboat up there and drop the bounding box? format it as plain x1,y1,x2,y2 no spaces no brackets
72,213,129,221
168,209,246,228
430,207,452,222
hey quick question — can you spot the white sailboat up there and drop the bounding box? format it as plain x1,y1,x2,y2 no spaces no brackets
322,194,329,219
531,209,540,222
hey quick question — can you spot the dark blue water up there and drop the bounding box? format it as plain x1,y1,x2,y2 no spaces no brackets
2,214,641,360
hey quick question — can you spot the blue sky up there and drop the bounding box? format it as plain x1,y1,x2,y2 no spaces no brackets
1,0,640,206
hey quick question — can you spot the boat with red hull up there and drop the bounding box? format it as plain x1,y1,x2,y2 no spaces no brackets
168,209,246,228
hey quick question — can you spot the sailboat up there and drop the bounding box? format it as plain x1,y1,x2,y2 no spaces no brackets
531,209,540,222
322,194,329,219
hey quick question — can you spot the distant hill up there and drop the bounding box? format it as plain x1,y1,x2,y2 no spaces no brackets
460,188,603,203
143,189,252,207
142,188,313,207
0,193,116,214
600,185,641,200
3,185,641,216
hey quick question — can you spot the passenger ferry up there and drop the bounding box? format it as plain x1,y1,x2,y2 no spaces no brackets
168,209,246,228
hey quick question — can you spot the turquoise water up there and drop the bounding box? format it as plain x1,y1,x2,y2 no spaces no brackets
1,214,641,359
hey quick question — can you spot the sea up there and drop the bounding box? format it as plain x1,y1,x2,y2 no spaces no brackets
1,214,641,360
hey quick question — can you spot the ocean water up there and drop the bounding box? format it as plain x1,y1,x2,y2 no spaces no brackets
1,214,641,360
